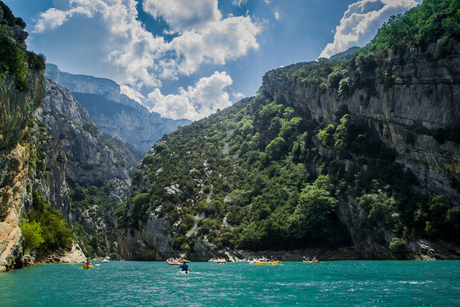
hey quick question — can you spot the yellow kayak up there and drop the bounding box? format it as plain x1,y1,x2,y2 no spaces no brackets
80,265,94,269
254,261,281,265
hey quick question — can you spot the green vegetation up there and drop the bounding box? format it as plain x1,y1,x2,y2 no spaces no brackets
266,0,460,96
118,0,460,253
23,190,74,251
20,220,45,253
117,93,354,252
0,1,46,90
69,181,122,258
120,85,459,252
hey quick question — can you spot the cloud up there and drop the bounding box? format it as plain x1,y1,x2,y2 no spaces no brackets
34,0,165,89
274,11,280,20
232,0,247,7
33,0,261,90
120,85,145,104
233,91,246,100
167,15,261,76
147,71,233,120
31,0,262,122
319,0,418,59
34,7,92,33
143,0,221,33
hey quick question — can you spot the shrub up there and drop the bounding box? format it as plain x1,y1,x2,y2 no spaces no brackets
21,220,45,252
389,237,406,251
327,70,347,89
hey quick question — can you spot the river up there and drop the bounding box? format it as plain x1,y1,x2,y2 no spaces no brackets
1,260,459,306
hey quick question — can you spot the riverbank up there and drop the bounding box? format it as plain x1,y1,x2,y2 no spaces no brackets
34,243,86,265
204,246,364,262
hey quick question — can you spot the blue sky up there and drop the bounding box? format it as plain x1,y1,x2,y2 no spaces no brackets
5,0,420,120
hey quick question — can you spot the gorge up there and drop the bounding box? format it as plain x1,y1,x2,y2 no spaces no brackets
1,0,460,273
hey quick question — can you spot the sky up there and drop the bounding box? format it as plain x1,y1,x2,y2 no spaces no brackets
4,0,421,121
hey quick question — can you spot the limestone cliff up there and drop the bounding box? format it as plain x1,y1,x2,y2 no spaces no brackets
46,64,191,156
0,71,45,271
262,40,460,259
34,79,136,194
33,79,138,257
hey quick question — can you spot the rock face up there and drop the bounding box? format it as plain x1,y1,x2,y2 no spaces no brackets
46,64,191,156
45,64,120,102
117,213,171,260
262,40,460,258
0,73,45,149
0,70,45,271
0,56,45,271
34,79,136,201
33,79,138,257
262,41,460,201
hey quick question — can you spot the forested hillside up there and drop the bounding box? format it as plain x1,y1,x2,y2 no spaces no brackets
116,0,460,260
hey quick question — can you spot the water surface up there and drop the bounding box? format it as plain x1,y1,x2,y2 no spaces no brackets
1,260,459,306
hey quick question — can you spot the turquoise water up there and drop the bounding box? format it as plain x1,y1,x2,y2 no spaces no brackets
1,261,459,306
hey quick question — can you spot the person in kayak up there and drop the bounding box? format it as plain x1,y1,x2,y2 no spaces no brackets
179,260,191,273
85,258,92,267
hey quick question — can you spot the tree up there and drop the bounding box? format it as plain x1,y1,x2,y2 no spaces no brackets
265,137,286,160
288,176,337,245
21,221,45,252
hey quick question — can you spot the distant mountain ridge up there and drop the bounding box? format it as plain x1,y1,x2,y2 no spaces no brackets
45,64,191,158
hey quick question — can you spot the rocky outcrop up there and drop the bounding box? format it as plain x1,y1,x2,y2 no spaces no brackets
262,40,460,202
0,64,45,271
35,243,86,264
0,143,30,272
34,79,136,256
34,79,136,198
117,213,171,260
262,40,460,259
0,73,45,149
46,64,191,156
45,64,120,102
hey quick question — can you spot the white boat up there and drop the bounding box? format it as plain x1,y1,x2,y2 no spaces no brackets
249,257,268,264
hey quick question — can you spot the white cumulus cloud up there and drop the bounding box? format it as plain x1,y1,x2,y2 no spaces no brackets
33,0,261,90
143,0,221,33
32,0,261,121
34,6,92,33
120,85,145,104
319,0,418,59
147,71,233,120
167,15,261,76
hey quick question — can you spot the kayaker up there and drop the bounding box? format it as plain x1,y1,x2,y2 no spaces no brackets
85,258,92,267
179,260,191,273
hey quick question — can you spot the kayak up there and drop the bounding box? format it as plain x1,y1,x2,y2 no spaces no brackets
80,265,94,269
179,270,191,274
303,260,321,263
254,261,281,265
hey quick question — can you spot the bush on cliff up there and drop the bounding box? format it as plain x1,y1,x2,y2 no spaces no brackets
0,1,46,90
28,190,74,251
21,220,45,253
